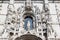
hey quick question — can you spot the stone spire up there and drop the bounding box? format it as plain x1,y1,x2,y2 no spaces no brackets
25,0,31,7
25,0,32,11
10,0,14,4
43,0,49,12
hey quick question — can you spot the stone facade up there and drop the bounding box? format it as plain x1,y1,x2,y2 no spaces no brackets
0,0,60,40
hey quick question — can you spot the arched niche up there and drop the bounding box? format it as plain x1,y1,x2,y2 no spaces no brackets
22,12,36,31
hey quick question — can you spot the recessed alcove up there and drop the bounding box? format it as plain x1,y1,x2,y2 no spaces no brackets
24,16,33,31
22,12,35,31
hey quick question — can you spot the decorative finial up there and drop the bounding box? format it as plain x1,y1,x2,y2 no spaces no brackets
10,0,14,4
25,0,32,11
26,0,31,7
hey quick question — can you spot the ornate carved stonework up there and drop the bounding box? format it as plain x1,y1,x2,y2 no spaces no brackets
0,0,60,40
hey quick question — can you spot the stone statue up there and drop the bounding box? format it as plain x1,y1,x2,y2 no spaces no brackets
27,21,30,31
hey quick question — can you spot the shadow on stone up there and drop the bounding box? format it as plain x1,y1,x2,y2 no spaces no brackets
15,34,42,40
